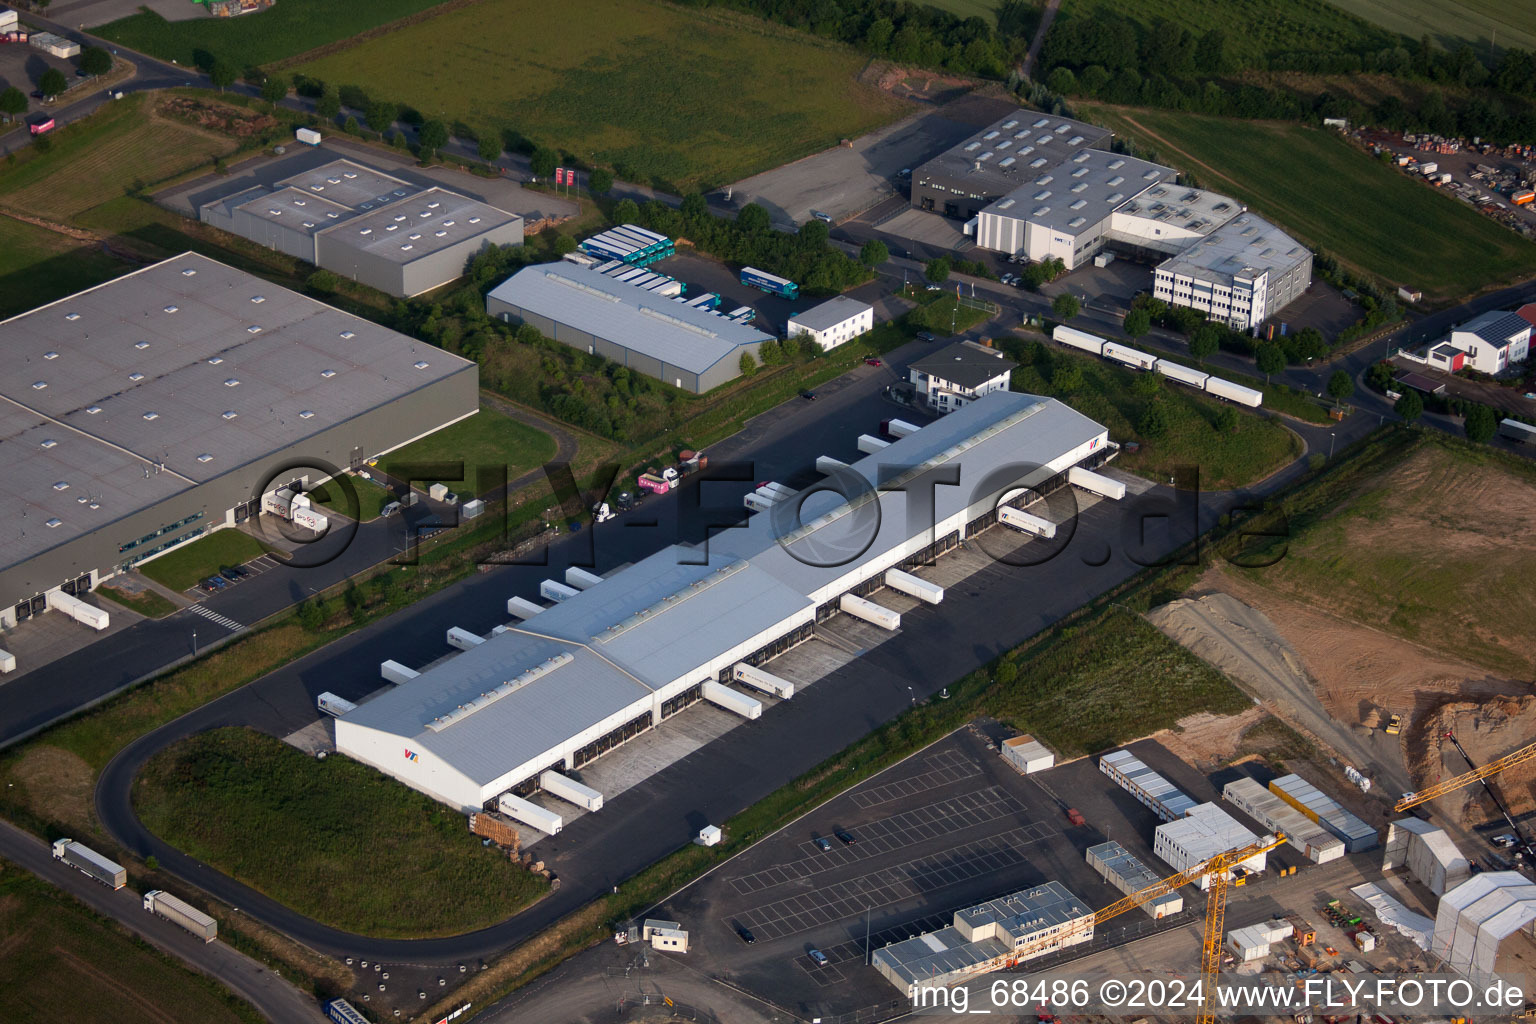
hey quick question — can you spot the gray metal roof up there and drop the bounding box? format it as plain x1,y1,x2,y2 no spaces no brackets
919,112,1112,197
232,185,357,237
318,187,519,265
1113,182,1243,237
788,296,871,333
1154,212,1310,286
910,340,1014,390
274,158,418,211
487,263,773,375
0,252,475,570
986,149,1171,235
1456,310,1532,347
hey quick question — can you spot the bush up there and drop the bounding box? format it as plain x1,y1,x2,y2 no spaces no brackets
925,256,951,284
739,351,758,376
1138,400,1170,437
589,168,614,194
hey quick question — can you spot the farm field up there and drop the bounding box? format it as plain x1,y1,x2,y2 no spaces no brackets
1328,0,1536,55
1079,104,1536,302
296,0,909,188
1232,436,1536,677
0,217,133,319
96,0,453,69
133,728,548,937
0,858,261,1023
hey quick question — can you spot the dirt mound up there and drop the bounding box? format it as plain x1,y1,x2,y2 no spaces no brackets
1146,593,1312,698
1409,695,1536,828
1154,707,1267,771
155,96,278,139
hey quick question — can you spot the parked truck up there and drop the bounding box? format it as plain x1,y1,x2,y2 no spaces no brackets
52,838,126,889
295,127,322,146
144,890,217,943
739,266,799,300
1500,418,1536,444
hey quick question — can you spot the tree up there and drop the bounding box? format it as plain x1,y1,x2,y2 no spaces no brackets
1394,389,1423,424
316,87,341,121
306,269,339,294
860,239,889,267
261,73,289,106
1465,403,1498,444
1047,67,1078,96
343,115,360,134
1214,406,1239,433
1138,400,1170,437
1123,308,1151,339
681,192,708,219
366,100,397,133
477,132,502,162
589,167,614,194
0,86,24,119
418,119,448,153
613,198,641,224
1052,292,1080,321
553,234,577,256
925,256,951,284
736,203,770,233
1131,369,1163,397
1051,361,1084,394
79,46,111,78
38,68,68,98
208,60,236,92
798,219,828,247
780,334,801,360
1188,322,1221,361
1326,369,1355,405
739,351,757,377
296,599,324,631
1255,343,1285,382
530,146,558,178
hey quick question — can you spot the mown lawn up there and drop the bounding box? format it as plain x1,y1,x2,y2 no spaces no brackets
96,584,178,619
138,530,271,593
95,0,454,69
0,216,134,319
377,406,557,489
1078,104,1536,301
309,474,394,522
133,728,548,937
0,859,261,1023
296,0,908,188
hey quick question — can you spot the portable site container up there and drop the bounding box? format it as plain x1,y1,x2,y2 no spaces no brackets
317,692,358,717
839,593,900,630
733,661,795,699
1152,803,1268,890
1153,359,1210,389
1101,341,1158,371
539,770,604,812
1203,376,1263,408
1269,774,1378,852
1086,841,1181,917
1100,749,1197,822
701,680,762,719
1002,735,1056,775
1223,777,1344,863
1226,924,1272,962
380,660,419,684
884,568,943,604
1052,325,1106,356
295,128,322,146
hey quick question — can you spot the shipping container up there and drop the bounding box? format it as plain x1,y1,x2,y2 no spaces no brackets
565,567,604,590
856,434,890,454
839,593,900,630
1102,341,1158,371
998,506,1056,538
1153,359,1210,389
52,839,126,889
317,691,358,717
732,661,795,699
539,770,604,812
507,596,544,619
295,127,322,146
700,680,762,719
1500,419,1536,444
1086,841,1181,917
498,792,563,835
1068,466,1126,500
1269,774,1378,852
881,418,921,439
883,567,943,604
143,890,217,943
539,579,580,602
1100,749,1198,822
446,626,484,651
740,267,799,299
1204,376,1264,408
815,455,848,474
1052,325,1106,356
380,659,419,684
1223,778,1344,863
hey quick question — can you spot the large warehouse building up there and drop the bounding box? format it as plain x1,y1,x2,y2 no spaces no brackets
335,391,1120,812
200,158,523,298
913,113,1311,329
485,261,775,393
0,253,478,630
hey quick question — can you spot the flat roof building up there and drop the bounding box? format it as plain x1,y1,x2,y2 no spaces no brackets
786,296,873,352
1152,212,1314,331
0,253,478,635
200,158,523,298
913,113,1112,222
909,340,1014,414
485,262,776,393
335,391,1116,812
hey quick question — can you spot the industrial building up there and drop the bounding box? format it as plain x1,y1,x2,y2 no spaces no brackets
1153,803,1269,890
200,158,523,298
871,881,1094,990
1432,872,1536,981
912,112,1312,329
1429,310,1533,374
485,261,775,393
1383,818,1471,896
334,391,1120,814
0,252,478,631
785,296,873,352
908,340,1014,414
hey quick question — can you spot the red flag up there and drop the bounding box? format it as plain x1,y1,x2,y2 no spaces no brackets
556,167,567,185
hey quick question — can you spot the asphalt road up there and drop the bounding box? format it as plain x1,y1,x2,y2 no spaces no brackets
0,818,329,1024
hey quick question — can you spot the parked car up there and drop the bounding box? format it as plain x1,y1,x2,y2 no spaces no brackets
380,501,402,518
218,567,243,582
808,949,829,967
916,331,937,343
864,357,882,367
737,926,756,944
812,836,832,852
203,576,227,590
835,829,858,845
810,210,833,224
799,390,818,401
1000,273,1016,286
1493,834,1519,849
198,579,218,593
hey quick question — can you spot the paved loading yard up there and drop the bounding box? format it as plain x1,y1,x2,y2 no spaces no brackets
656,727,1329,1020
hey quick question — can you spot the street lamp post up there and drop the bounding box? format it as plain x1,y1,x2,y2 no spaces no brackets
191,628,198,656
1329,432,1336,459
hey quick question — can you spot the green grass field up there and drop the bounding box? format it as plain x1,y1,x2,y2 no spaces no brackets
0,217,134,320
0,858,261,1023
1233,435,1536,676
1079,105,1536,302
96,584,178,619
96,0,453,69
1007,343,1302,489
138,530,271,593
310,474,394,522
133,728,548,937
919,0,1008,22
1328,0,1536,55
378,407,557,489
297,0,908,188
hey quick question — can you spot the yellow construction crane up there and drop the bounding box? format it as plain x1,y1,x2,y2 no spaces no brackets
1394,736,1536,812
996,831,1287,1024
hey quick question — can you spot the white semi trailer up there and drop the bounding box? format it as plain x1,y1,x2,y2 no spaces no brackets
498,793,563,835
317,692,358,717
144,890,218,942
52,839,126,889
732,662,795,699
539,770,604,812
999,506,1057,538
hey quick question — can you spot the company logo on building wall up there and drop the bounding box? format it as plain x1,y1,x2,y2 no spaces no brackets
404,748,419,762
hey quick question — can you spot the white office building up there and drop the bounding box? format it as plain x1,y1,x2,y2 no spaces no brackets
786,296,874,351
1442,311,1532,374
908,340,1014,413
